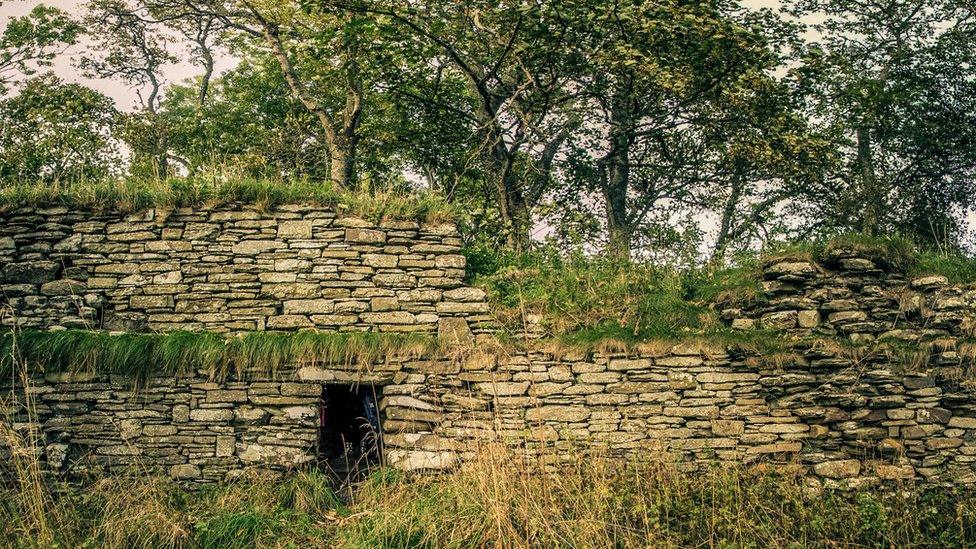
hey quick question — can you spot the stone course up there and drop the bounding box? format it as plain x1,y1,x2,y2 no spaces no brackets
0,204,489,334
3,205,976,488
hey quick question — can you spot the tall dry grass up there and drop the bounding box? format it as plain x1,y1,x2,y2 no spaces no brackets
1,441,975,547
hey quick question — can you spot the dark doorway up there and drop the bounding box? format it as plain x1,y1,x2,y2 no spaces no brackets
318,385,382,480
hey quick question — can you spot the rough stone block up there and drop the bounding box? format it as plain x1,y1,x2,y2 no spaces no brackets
277,220,313,239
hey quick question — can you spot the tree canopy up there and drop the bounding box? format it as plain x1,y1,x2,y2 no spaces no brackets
0,0,974,260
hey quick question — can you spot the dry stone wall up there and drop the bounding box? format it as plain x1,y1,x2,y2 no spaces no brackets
3,205,976,487
0,204,489,335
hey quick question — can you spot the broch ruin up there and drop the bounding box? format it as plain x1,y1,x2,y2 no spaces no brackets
2,202,976,489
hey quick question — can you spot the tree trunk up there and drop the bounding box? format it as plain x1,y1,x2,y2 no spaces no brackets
329,138,355,189
857,125,881,235
711,169,745,265
467,72,532,251
491,148,531,251
157,129,169,179
602,95,633,259
604,166,630,259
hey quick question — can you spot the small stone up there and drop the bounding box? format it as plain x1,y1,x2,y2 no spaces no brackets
39,279,86,296
131,295,175,309
283,299,335,315
526,406,590,422
711,419,744,436
442,287,486,302
875,464,915,480
345,228,385,244
438,317,473,345
170,464,201,480
761,310,798,329
731,318,756,330
363,254,398,268
765,261,817,278
3,260,59,284
813,460,861,479
266,315,313,329
840,258,875,271
387,450,457,471
189,409,233,422
232,240,286,254
910,275,948,290
797,310,820,328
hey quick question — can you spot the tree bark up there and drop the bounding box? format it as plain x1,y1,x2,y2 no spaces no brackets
489,140,531,251
857,125,881,235
602,94,633,259
261,23,358,188
711,169,745,265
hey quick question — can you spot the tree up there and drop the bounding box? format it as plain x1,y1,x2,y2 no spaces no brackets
557,0,811,259
164,0,375,188
341,0,582,250
0,4,80,95
787,0,976,248
0,74,119,182
159,49,330,178
81,0,177,179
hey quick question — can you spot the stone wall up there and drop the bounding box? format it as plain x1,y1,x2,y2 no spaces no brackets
0,204,488,334
5,332,976,488
3,206,976,487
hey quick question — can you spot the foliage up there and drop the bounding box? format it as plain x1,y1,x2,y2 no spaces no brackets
786,0,976,248
0,4,80,95
0,329,440,383
470,247,767,345
0,74,120,183
160,52,330,180
912,253,976,284
2,451,976,548
0,174,455,222
553,0,828,260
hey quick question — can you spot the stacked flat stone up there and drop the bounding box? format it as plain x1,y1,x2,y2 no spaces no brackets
0,204,489,335
4,205,976,488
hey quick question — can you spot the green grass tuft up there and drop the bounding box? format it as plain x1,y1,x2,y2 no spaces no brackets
0,175,455,224
0,330,441,383
911,252,976,284
469,249,774,349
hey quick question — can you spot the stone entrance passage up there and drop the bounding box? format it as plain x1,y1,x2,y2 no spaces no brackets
318,384,382,479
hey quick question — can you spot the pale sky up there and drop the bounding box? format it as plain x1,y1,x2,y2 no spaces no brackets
0,0,237,109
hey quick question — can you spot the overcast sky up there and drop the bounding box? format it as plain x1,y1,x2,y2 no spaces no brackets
0,0,238,109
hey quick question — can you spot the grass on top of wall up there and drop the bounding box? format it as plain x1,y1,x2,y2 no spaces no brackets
0,329,440,383
467,249,768,346
466,233,976,348
763,232,976,283
0,175,455,224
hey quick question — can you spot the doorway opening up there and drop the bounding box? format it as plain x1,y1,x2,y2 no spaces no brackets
317,384,382,482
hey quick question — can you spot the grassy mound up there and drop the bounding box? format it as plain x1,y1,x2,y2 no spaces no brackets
762,233,976,283
0,176,454,223
467,248,767,346
468,234,976,347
